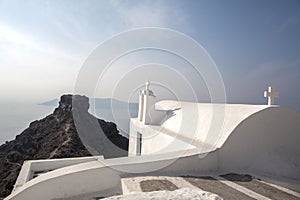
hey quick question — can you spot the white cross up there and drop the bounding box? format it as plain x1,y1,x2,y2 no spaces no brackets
264,86,279,106
145,80,150,91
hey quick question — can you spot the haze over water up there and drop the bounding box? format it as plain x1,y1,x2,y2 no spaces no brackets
0,100,137,145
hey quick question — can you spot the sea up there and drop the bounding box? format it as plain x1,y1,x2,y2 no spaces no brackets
0,100,138,145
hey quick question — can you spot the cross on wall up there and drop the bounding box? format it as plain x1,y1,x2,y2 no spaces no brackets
264,86,279,106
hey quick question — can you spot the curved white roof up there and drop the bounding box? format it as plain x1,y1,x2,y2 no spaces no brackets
156,100,270,152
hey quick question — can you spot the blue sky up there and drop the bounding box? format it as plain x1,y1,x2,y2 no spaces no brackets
0,0,299,110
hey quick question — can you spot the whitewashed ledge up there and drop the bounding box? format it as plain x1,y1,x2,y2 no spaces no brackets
102,188,222,200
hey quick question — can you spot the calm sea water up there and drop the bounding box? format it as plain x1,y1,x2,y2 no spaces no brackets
0,102,55,144
0,102,137,145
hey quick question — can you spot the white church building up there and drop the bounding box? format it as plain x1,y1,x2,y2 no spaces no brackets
5,82,300,200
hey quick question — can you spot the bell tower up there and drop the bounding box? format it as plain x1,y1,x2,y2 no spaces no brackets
138,80,156,124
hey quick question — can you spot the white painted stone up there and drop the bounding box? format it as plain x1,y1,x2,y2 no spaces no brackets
13,156,104,192
155,100,181,111
264,86,279,105
137,80,166,125
218,107,300,183
129,101,269,156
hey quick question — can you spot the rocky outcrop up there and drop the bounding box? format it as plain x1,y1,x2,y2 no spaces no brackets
0,94,128,198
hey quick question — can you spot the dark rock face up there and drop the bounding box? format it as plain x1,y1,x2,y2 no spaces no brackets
0,94,128,198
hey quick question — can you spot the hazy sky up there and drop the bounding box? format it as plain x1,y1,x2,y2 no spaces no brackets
0,0,299,110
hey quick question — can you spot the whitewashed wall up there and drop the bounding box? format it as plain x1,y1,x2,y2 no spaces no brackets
6,106,300,200
218,107,300,181
129,102,269,156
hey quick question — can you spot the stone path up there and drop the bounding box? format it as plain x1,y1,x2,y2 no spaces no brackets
184,176,255,200
120,173,300,200
103,188,222,200
49,123,72,158
220,173,299,200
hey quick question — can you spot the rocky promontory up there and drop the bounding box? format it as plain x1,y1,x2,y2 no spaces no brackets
0,94,128,198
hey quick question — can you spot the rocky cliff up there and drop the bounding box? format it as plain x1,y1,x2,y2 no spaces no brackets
0,94,128,198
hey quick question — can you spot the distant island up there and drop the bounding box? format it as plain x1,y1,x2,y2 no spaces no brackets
38,99,59,106
39,97,138,110
0,94,129,199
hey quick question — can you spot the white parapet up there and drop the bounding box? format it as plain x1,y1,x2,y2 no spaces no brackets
13,156,104,192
